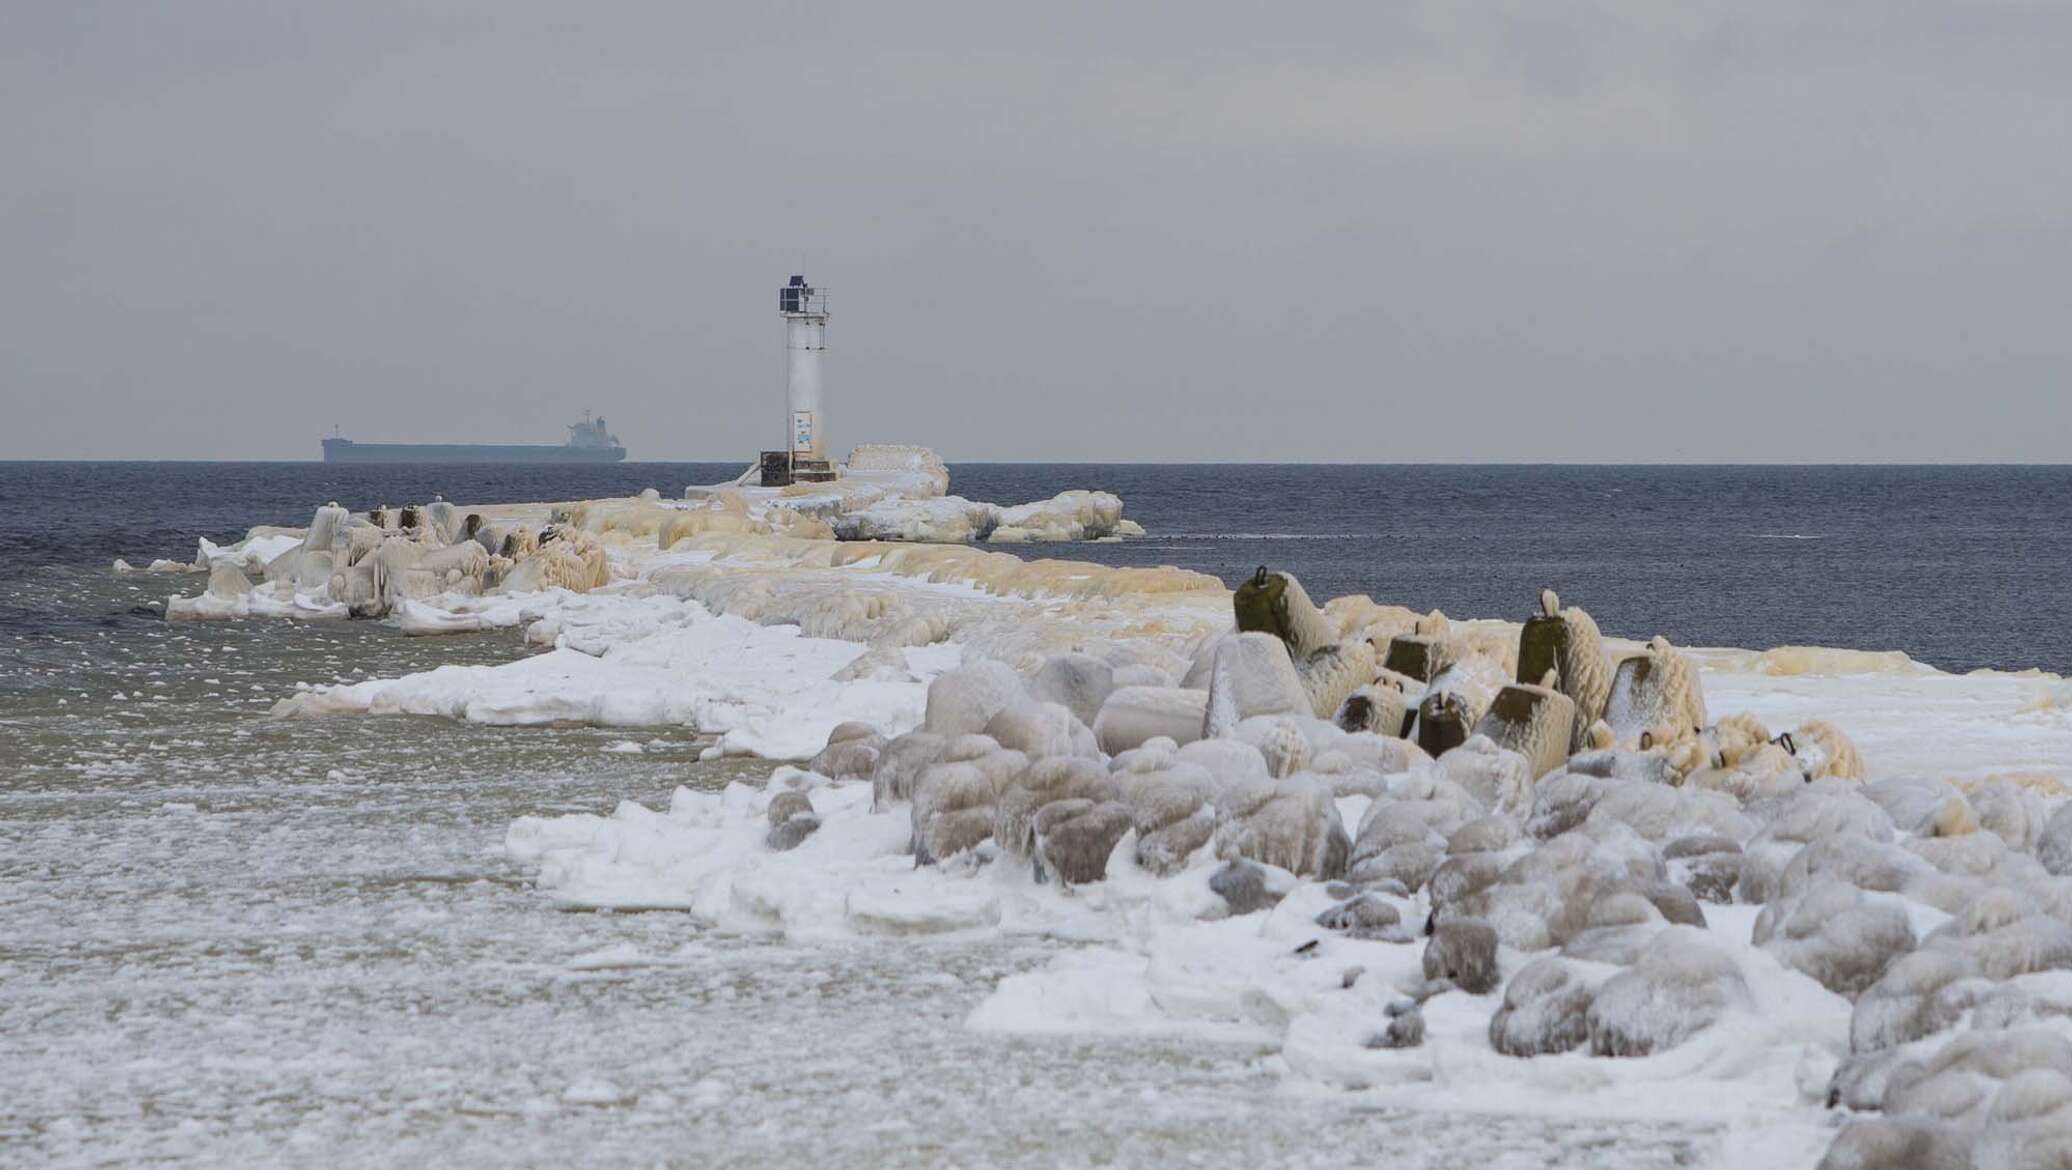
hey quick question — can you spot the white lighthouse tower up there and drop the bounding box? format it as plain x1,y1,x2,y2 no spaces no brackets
766,274,834,484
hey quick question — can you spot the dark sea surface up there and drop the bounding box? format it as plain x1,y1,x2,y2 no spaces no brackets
2,461,2067,672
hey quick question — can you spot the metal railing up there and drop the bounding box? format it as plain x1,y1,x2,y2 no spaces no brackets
777,286,829,315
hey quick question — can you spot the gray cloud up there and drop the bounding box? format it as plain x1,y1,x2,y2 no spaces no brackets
3,1,2069,461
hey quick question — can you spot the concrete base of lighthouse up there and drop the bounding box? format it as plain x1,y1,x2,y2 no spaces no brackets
758,450,837,487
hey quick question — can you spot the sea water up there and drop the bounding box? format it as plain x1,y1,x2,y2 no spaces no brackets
4,461,2066,1167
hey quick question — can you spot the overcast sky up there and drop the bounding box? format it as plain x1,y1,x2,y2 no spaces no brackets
3,2,2069,461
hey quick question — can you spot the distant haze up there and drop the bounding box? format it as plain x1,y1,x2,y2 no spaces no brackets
4,3,2069,462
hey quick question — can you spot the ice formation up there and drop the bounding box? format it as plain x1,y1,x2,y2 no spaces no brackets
164,447,1143,629
146,474,2072,1166
683,445,1142,545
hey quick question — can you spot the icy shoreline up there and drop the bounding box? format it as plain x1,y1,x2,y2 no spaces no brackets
139,459,2072,1169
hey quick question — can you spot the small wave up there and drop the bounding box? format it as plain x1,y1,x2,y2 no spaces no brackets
1747,533,1825,541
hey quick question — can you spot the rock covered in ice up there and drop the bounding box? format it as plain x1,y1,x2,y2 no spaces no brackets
1026,652,1115,728
1816,1118,1970,1170
765,788,822,851
1202,632,1311,736
991,490,1132,543
909,737,1026,865
808,723,885,780
1208,858,1288,915
1092,686,1207,754
1314,893,1407,941
1423,919,1501,994
1212,774,1350,879
1586,927,1750,1057
871,731,948,809
984,700,1098,761
1754,877,1916,998
2040,803,2072,877
1489,957,1596,1057
1122,763,1220,876
834,495,1001,543
1031,798,1133,885
1437,734,1533,816
993,755,1112,862
922,660,1029,736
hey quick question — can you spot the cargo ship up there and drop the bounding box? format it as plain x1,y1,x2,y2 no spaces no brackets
321,413,627,463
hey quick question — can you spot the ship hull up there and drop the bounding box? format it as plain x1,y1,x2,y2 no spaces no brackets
322,439,627,464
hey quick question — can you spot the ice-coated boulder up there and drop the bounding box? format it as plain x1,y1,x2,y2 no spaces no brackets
1968,778,2041,851
910,760,1000,865
1208,858,1288,915
1815,1118,1969,1170
1428,853,1506,918
766,789,821,851
833,495,1000,543
1754,878,1916,999
1118,764,1218,876
923,660,1029,736
870,731,948,809
1212,774,1349,879
1439,735,1533,818
1443,827,1667,952
991,490,1129,542
808,722,885,780
1314,894,1407,941
1586,927,1749,1057
994,756,1114,860
1849,948,1987,1053
1031,798,1133,885
1291,640,1379,723
1093,686,1208,755
1972,1068,2072,1170
1881,1029,2072,1133
1447,814,1522,856
1249,718,1312,779
1560,890,1673,966
1201,632,1310,737
1423,919,1501,994
1026,652,1115,728
1921,895,2072,982
984,700,1097,761
1367,1003,1425,1050
1173,737,1271,787
1865,776,1972,837
908,736,1024,865
2041,803,2072,877
1663,835,1744,904
1584,782,1755,845
1489,957,1595,1057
